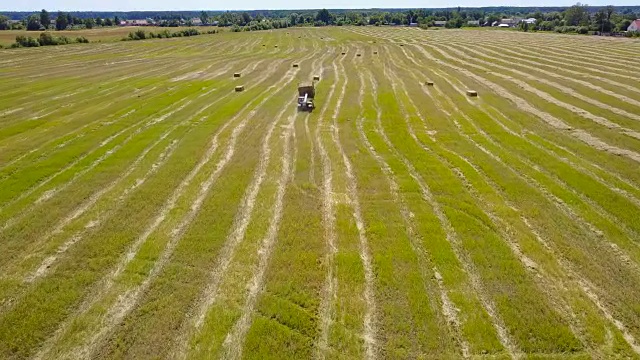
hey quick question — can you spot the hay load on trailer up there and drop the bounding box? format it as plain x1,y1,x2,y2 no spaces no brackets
297,82,315,111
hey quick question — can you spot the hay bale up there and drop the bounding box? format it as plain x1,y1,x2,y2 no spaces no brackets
274,45,278,48
373,51,378,54
262,44,266,46
425,81,434,86
293,63,299,68
357,54,362,57
466,90,478,97
313,75,320,81
234,73,241,78
400,44,404,46
235,85,244,92
341,52,346,55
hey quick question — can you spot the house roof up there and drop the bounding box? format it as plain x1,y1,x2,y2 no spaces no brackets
631,19,640,28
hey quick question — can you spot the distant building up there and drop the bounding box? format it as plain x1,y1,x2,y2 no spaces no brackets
433,21,447,27
191,18,203,26
124,19,151,26
498,23,510,28
467,20,480,26
499,18,521,27
628,19,640,32
409,22,418,27
523,18,537,24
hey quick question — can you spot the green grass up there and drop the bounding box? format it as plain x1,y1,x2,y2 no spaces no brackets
0,26,639,359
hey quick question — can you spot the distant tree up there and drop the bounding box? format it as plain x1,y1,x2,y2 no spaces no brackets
618,18,631,31
40,9,50,29
486,13,500,26
406,9,416,24
241,12,251,25
200,11,209,24
0,15,9,30
105,17,114,26
289,12,298,25
56,12,68,30
84,18,95,29
95,17,103,26
114,15,120,25
564,3,589,26
316,9,331,24
26,15,42,31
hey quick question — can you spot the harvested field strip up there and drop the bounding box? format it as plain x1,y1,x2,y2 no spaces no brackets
440,43,640,121
379,57,581,356
0,46,264,163
1,27,639,359
30,49,320,360
432,43,640,133
382,40,640,352
0,59,276,297
451,40,640,96
168,53,330,360
402,43,640,164
0,57,270,238
418,44,640,151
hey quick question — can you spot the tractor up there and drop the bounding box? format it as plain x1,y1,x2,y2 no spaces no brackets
297,82,316,112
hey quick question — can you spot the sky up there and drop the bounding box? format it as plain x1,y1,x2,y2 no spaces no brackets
3,0,638,11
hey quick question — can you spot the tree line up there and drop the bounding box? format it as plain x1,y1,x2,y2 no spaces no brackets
1,5,639,35
0,10,121,31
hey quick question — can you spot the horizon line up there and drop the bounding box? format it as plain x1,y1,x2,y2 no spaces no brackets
3,4,639,12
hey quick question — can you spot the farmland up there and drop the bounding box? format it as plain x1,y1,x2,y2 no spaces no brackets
0,26,639,359
0,26,223,47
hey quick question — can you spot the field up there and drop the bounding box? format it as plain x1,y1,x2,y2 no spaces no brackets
0,26,221,46
0,26,640,359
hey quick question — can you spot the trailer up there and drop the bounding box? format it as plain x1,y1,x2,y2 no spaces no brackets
297,82,316,111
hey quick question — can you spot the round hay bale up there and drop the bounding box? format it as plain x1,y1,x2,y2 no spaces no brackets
274,45,278,48
293,63,299,68
357,54,362,57
313,75,320,81
400,44,404,46
262,44,266,46
341,52,346,55
235,85,244,92
466,90,478,97
234,73,241,78
426,81,434,86
373,51,378,54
